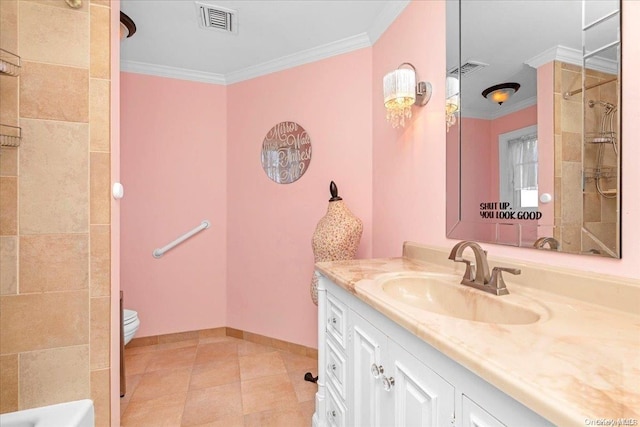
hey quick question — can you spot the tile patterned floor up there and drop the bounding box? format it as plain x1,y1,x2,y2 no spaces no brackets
120,336,318,426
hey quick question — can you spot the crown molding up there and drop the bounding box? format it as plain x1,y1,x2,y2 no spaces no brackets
121,1,408,85
367,0,410,44
225,32,371,84
525,45,618,74
120,60,226,85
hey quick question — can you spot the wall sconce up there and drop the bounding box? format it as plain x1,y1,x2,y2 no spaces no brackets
445,76,460,132
383,63,431,128
482,82,520,105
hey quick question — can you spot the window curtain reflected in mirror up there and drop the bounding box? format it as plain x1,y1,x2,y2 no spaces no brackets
509,133,538,209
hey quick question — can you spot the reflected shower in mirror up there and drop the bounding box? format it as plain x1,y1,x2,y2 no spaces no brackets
446,0,621,258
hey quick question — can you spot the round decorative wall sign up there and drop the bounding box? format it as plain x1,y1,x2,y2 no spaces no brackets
261,121,312,184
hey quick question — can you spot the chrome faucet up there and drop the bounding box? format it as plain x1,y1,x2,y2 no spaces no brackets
534,237,559,250
448,241,521,296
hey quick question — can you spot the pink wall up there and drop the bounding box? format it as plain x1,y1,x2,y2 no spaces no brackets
536,62,555,229
372,0,447,254
460,117,492,222
372,0,640,280
226,49,373,348
120,73,228,337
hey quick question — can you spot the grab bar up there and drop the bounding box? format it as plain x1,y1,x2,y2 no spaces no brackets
152,220,210,259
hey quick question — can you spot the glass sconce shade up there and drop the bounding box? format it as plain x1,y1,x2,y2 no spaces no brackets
384,68,417,128
446,76,460,132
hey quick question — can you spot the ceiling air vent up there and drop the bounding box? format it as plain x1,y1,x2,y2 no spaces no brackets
448,61,488,77
196,2,238,34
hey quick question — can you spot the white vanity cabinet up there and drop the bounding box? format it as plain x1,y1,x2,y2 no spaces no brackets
351,310,455,426
313,274,553,427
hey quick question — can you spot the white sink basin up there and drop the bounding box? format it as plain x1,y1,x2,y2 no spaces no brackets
373,272,542,325
0,400,94,427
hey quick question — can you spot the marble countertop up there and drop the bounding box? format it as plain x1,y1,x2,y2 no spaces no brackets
315,255,640,427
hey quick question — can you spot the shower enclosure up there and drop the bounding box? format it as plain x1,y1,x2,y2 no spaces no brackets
581,0,620,256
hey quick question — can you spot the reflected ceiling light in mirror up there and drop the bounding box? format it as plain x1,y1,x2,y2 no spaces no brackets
481,82,520,105
445,77,460,132
120,12,137,40
383,63,432,128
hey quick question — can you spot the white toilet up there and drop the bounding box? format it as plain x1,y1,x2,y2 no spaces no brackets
123,309,140,346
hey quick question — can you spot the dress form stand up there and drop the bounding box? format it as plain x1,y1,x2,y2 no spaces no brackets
310,181,363,305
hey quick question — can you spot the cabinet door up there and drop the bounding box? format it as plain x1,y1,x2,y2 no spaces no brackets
385,342,455,427
461,395,507,427
350,311,388,427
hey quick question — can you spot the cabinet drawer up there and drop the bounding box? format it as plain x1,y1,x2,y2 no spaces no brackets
326,292,348,349
326,383,347,427
326,339,347,400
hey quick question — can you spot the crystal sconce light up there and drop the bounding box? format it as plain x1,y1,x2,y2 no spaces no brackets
383,63,431,128
445,76,460,132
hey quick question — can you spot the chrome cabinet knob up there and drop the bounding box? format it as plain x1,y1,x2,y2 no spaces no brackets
328,363,337,372
382,375,395,391
370,363,384,378
327,410,337,419
328,317,337,325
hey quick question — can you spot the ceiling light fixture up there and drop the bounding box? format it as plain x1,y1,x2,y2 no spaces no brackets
481,82,520,105
383,63,431,128
120,12,137,40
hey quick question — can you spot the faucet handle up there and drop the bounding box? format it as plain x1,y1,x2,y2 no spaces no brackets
488,267,521,295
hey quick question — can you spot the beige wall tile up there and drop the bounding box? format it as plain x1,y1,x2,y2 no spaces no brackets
601,197,617,223
583,193,601,222
91,296,110,369
561,132,581,162
560,98,582,134
90,4,110,79
19,345,90,409
20,62,89,122
90,79,110,152
19,118,89,234
0,0,18,53
561,225,581,253
19,234,89,293
90,224,110,297
0,147,18,176
18,1,89,67
0,177,17,235
0,236,18,295
561,161,582,226
0,354,18,413
0,75,19,127
91,0,110,6
0,290,89,354
90,152,110,224
25,0,88,12
91,368,111,427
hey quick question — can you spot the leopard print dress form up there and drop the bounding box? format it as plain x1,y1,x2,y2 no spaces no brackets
310,190,363,305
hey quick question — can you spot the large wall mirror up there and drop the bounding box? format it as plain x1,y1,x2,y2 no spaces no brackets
446,0,621,258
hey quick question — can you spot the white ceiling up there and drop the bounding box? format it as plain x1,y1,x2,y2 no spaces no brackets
120,0,409,84
120,0,619,116
446,0,620,119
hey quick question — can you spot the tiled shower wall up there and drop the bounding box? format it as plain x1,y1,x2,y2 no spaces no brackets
0,1,112,425
553,61,618,255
